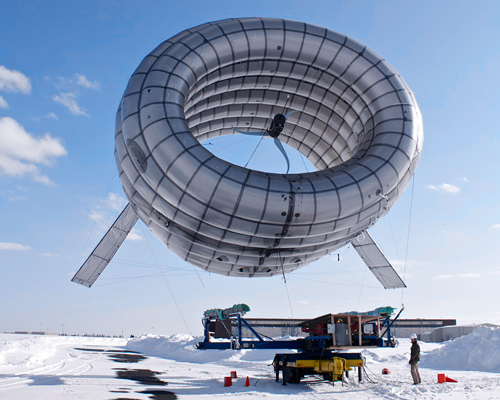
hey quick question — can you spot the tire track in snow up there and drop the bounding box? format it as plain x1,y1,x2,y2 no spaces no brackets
0,376,32,390
13,360,66,376
55,361,93,376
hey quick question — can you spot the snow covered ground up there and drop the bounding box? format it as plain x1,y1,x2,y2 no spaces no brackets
1,329,500,399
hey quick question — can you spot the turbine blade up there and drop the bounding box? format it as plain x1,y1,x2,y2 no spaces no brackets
71,203,138,288
284,110,299,119
273,137,290,174
232,126,267,136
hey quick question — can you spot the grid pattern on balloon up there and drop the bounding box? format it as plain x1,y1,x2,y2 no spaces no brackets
113,18,423,277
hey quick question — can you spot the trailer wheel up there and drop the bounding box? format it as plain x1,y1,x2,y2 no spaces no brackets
286,367,296,384
322,372,333,381
282,365,290,386
292,368,302,384
273,357,280,382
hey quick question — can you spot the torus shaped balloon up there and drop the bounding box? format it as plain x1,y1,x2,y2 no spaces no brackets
72,18,423,288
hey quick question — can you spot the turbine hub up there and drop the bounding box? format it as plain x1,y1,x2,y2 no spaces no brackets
268,113,286,138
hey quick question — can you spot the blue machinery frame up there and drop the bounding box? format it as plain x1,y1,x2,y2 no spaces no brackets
197,311,401,350
197,313,332,350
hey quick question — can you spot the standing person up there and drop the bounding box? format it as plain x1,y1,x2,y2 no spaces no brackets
409,333,421,384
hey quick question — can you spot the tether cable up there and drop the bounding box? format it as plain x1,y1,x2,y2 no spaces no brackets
140,224,192,335
401,174,416,306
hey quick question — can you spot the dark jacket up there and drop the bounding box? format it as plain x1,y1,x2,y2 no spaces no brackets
410,340,420,364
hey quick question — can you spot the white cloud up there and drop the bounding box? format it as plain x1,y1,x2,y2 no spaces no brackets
88,193,129,246
33,174,56,185
433,273,481,280
45,76,74,90
0,95,8,109
458,273,481,278
41,252,60,258
490,224,500,230
89,211,102,222
57,76,73,86
47,74,98,117
0,242,31,251
46,74,100,91
460,177,468,183
76,74,100,90
0,117,67,184
108,193,125,210
432,274,454,280
89,192,126,222
389,259,424,268
32,112,58,122
126,230,143,241
52,92,89,117
427,183,461,194
40,252,73,260
0,66,31,94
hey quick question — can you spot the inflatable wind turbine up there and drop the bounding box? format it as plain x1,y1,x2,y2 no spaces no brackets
72,18,423,289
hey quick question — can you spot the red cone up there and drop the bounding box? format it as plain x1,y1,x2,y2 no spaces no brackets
245,376,250,387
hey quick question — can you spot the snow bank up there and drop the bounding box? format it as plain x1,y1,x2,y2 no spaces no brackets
0,336,58,369
125,334,290,364
125,333,206,363
422,326,500,372
0,335,125,371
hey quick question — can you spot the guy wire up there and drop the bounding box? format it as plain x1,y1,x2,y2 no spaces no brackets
140,224,192,335
279,252,295,319
75,170,117,274
401,174,416,306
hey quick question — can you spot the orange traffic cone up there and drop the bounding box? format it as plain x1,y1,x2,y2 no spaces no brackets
245,376,250,387
438,373,458,383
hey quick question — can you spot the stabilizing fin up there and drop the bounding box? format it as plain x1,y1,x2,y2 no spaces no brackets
231,126,267,136
72,203,138,288
351,231,406,289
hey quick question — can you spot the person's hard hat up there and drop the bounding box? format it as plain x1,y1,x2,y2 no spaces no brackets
410,333,417,340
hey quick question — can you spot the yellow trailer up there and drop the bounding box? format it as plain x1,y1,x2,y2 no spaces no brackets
273,351,364,385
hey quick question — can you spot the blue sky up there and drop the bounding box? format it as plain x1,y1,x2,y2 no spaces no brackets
1,0,500,337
